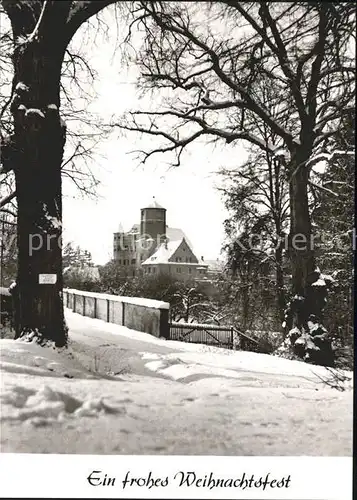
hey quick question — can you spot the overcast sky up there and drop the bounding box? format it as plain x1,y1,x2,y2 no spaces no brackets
61,7,249,265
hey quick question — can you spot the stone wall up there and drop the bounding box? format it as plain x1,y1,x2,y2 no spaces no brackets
63,288,170,339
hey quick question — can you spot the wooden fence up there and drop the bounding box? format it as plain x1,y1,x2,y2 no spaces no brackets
168,321,269,352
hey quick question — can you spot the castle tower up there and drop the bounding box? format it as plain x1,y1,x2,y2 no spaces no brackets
136,197,167,262
140,197,166,243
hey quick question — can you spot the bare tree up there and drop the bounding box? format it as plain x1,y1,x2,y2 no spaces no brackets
219,86,290,325
117,1,355,365
221,157,289,325
0,0,120,346
0,4,111,210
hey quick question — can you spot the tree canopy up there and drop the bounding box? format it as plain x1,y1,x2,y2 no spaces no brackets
116,1,355,365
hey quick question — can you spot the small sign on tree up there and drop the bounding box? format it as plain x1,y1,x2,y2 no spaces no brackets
38,274,57,285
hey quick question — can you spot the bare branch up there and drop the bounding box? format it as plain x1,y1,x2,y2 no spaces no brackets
0,190,16,209
65,0,119,46
308,180,339,198
305,4,329,122
138,1,297,149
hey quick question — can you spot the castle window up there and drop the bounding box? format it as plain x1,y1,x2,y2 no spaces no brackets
118,259,122,265
152,267,156,273
131,259,136,264
176,267,181,273
188,268,192,274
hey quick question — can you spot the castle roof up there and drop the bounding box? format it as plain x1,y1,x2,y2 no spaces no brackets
142,237,208,267
141,196,166,210
166,227,192,247
142,239,182,265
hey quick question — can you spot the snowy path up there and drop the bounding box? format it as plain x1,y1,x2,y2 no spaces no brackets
66,309,178,380
65,309,351,389
0,311,353,456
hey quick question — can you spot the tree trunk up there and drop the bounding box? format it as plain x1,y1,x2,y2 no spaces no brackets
11,39,67,346
240,279,250,331
275,243,285,326
285,149,334,366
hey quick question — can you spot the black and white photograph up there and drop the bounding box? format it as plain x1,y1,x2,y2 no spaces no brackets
0,0,354,497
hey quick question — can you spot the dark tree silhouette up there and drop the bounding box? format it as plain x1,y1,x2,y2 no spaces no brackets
0,0,118,346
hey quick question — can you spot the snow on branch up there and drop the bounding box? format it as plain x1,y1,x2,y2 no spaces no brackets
289,149,355,183
305,150,355,170
308,180,339,198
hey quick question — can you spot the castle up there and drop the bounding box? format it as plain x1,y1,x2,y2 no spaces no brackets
113,198,209,280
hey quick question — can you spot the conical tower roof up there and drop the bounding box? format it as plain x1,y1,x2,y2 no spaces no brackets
141,196,166,210
116,222,125,233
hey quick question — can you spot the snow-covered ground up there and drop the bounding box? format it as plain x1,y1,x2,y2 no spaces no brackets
66,309,353,385
0,311,353,455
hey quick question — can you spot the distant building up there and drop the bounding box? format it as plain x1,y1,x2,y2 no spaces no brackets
203,258,225,278
113,198,209,280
